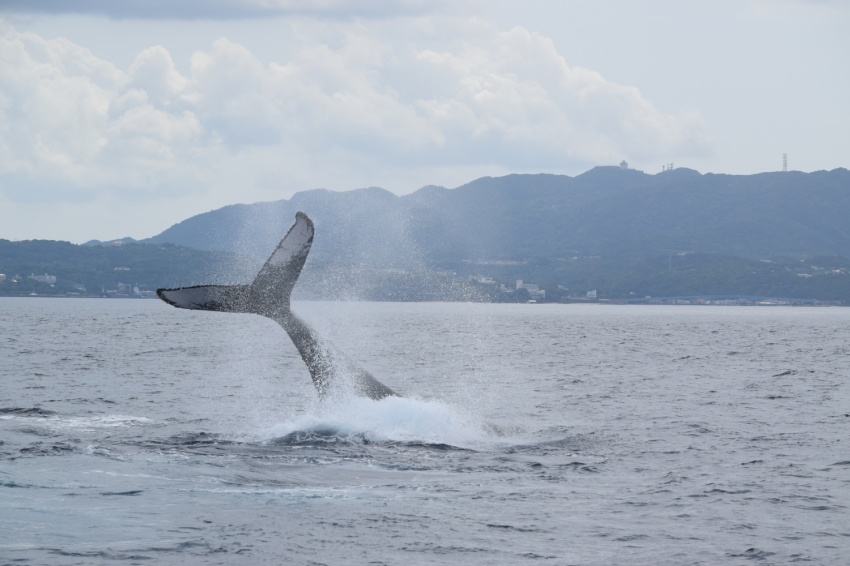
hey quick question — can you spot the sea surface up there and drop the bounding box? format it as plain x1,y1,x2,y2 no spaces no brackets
1,298,848,565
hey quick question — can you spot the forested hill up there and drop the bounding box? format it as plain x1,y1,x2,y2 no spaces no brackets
0,240,242,297
145,167,850,266
3,167,849,302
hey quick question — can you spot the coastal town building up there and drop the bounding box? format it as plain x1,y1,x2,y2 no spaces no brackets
516,279,545,301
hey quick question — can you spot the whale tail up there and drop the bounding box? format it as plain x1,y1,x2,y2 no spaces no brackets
157,212,314,315
157,212,398,400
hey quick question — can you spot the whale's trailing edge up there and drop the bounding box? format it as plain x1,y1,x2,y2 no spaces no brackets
157,212,398,401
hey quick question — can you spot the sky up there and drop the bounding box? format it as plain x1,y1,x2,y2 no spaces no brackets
1,0,847,243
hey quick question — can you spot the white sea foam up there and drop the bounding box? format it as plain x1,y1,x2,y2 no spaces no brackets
257,395,503,449
48,414,156,431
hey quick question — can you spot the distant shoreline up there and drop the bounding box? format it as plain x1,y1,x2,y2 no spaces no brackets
2,295,844,307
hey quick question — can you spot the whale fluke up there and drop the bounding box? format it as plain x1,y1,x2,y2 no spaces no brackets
157,212,398,401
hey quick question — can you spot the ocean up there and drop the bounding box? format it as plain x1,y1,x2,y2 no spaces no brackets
1,298,848,565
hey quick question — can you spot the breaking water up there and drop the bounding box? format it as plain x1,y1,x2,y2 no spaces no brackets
1,299,849,565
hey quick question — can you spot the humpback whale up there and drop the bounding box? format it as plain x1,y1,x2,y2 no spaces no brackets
157,212,398,401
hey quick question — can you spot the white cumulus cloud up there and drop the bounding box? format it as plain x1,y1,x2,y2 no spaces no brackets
0,16,712,239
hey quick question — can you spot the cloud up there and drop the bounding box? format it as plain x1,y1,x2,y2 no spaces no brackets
396,25,711,166
0,27,207,200
0,29,121,187
127,46,190,105
0,0,469,20
0,18,711,229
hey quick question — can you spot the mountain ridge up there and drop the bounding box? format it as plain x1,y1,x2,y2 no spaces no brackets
144,167,850,267
4,167,849,302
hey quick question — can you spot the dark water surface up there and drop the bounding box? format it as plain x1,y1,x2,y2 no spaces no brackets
2,298,849,565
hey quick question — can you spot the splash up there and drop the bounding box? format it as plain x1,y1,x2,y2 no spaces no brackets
256,395,505,450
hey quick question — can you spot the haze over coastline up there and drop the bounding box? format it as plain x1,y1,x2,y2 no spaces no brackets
2,168,849,304
1,0,847,243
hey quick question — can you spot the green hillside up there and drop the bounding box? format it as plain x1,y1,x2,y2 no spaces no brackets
3,167,849,303
0,240,242,297
146,167,850,263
